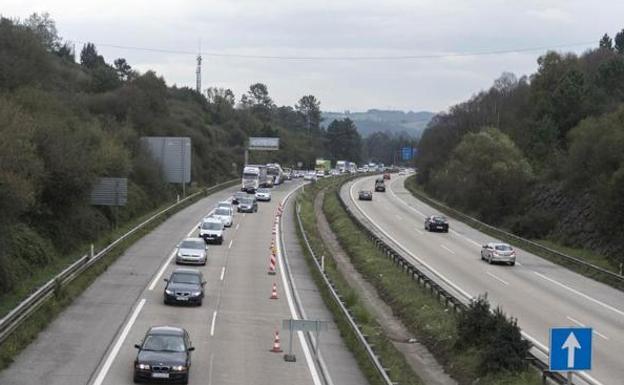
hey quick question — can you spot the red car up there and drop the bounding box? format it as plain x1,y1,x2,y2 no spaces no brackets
383,173,391,180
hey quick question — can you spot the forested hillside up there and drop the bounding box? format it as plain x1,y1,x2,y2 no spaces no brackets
417,31,624,266
0,14,357,296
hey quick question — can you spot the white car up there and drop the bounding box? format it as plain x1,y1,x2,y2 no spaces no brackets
303,173,317,181
175,238,208,265
212,207,233,227
217,201,234,214
398,169,406,176
255,188,271,202
199,217,224,244
315,170,325,178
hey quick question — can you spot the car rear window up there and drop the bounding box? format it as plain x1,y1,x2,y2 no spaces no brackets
495,245,512,251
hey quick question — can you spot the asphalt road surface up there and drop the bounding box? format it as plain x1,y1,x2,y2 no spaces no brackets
0,180,365,385
344,174,624,385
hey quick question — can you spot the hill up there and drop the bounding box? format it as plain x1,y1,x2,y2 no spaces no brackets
322,109,435,137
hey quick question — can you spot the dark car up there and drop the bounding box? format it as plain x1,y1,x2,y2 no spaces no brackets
232,192,247,205
163,269,206,306
237,197,258,213
358,190,373,200
424,215,449,232
374,178,386,192
133,326,194,384
383,173,391,180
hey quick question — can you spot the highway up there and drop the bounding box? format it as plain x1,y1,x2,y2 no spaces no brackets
343,174,624,385
0,180,365,385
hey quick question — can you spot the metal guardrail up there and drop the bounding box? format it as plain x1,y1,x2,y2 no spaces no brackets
295,200,395,385
0,178,238,345
335,182,576,385
404,182,624,289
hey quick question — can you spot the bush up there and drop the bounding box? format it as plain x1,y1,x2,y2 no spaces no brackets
456,296,530,376
508,210,557,239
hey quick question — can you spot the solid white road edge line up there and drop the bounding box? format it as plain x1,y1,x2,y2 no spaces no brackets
220,267,225,281
385,178,482,248
276,187,323,385
534,271,624,317
350,182,474,300
92,298,146,385
352,179,614,385
486,271,509,286
210,311,217,336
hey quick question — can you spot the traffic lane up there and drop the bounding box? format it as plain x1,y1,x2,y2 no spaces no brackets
387,175,624,312
382,176,624,337
98,181,314,385
0,186,239,385
347,177,623,384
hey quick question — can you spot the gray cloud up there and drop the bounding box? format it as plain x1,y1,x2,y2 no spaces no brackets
4,0,624,111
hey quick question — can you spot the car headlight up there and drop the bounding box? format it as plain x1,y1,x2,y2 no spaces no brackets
171,365,187,371
191,291,201,296
136,363,150,370
165,289,174,295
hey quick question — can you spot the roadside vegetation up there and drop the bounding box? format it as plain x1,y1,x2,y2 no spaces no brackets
416,30,624,270
299,178,541,385
296,177,424,385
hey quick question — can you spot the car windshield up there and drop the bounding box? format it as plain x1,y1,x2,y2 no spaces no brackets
257,188,269,193
495,245,512,251
241,198,253,204
215,208,230,216
235,192,246,198
202,221,221,230
142,334,186,352
243,172,258,178
433,216,447,222
180,240,204,249
171,273,200,285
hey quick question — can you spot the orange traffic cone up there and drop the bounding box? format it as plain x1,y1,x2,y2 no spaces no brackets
270,282,278,299
271,330,283,353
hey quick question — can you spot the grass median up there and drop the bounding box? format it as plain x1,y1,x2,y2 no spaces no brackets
296,177,424,385
319,179,542,385
0,182,235,369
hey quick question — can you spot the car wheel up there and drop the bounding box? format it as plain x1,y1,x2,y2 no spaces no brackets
180,374,189,385
509,261,515,266
133,374,141,383
488,255,493,264
197,299,203,307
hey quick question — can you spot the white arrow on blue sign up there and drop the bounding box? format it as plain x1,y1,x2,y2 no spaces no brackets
549,327,592,371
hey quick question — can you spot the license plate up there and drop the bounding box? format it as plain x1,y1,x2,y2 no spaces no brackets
152,373,170,378
437,226,443,229
176,297,189,301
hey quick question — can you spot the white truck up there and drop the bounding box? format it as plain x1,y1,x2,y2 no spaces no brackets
241,165,267,193
266,163,284,185
336,160,347,173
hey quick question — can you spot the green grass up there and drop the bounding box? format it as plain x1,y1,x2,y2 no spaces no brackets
404,175,624,291
296,178,424,385
0,183,235,369
314,181,542,385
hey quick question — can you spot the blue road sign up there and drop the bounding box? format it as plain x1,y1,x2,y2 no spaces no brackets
401,147,412,161
549,327,592,371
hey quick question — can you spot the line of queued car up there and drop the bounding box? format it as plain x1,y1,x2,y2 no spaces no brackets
133,187,275,384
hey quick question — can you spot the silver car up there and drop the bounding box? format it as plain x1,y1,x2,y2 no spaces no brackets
176,238,208,265
481,242,516,266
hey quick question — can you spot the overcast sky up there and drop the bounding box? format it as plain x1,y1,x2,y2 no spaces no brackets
4,1,624,112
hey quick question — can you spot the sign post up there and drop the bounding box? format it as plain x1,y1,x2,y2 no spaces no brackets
282,319,329,362
549,327,593,384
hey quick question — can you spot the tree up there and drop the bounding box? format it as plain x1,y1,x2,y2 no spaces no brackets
80,43,105,69
113,58,133,81
615,29,624,54
295,95,321,132
599,33,613,50
23,12,60,51
325,118,362,162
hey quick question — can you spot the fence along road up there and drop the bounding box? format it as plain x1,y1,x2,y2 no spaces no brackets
342,174,624,385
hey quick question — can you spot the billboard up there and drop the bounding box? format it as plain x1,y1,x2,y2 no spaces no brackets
90,177,128,206
249,137,279,151
141,137,191,184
